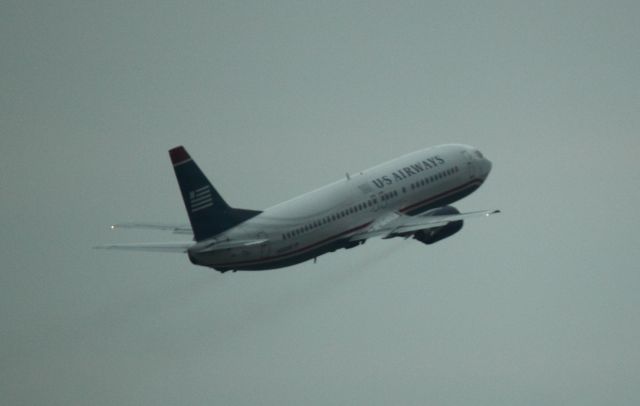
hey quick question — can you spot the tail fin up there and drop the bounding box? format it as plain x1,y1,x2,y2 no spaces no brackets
169,146,261,241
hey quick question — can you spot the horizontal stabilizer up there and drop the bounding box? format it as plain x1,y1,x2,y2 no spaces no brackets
94,242,195,253
191,238,268,253
109,223,192,235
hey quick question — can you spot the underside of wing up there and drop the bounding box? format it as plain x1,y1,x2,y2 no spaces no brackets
350,208,500,242
391,209,501,234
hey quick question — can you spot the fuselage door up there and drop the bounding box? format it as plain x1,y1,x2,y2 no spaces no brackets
257,231,270,258
377,191,387,209
461,151,477,180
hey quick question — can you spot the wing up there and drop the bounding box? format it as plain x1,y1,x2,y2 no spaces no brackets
94,242,195,253
109,222,193,235
350,209,500,241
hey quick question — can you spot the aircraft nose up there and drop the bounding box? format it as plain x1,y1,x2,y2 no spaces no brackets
480,158,492,178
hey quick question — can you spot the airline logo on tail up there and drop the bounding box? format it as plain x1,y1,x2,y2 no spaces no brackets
189,186,214,212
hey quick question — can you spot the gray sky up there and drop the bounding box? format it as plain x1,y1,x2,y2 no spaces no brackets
2,1,639,405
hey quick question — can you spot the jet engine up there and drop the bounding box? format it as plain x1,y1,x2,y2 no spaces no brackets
413,206,463,245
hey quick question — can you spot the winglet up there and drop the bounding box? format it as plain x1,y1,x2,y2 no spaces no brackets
169,146,191,167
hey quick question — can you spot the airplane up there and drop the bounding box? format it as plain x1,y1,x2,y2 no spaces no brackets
97,144,499,272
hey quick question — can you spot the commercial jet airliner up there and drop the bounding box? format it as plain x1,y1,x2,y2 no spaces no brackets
97,144,499,272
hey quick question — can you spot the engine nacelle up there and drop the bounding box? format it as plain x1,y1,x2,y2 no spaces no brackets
413,206,464,245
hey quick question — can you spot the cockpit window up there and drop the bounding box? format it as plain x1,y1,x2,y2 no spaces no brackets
474,150,484,159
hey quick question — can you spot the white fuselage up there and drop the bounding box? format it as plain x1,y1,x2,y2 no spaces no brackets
189,144,492,271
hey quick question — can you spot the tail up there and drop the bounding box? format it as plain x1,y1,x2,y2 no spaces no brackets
169,146,261,241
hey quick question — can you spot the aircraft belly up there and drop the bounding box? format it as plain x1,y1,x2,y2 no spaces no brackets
194,243,263,268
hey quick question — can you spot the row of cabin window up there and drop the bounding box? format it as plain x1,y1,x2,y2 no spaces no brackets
410,166,459,191
380,189,398,201
282,197,382,240
283,166,460,240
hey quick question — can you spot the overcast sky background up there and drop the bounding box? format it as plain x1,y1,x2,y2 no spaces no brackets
2,1,639,405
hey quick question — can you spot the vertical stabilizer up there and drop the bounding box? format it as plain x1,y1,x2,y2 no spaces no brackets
169,146,260,241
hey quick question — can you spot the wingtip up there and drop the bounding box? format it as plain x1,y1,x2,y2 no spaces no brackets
169,146,191,166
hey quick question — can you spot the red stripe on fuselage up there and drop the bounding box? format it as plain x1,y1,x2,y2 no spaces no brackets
399,179,483,213
212,221,373,268
212,179,483,269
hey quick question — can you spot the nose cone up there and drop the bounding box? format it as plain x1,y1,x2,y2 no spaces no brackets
479,158,492,179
